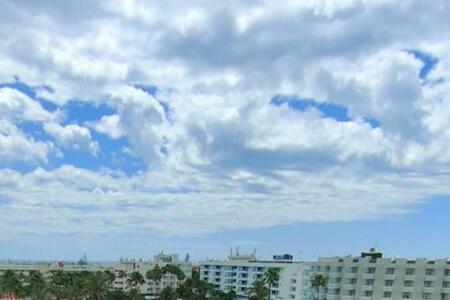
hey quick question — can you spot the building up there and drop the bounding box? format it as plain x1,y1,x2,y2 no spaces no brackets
0,251,192,300
312,248,450,300
200,253,314,300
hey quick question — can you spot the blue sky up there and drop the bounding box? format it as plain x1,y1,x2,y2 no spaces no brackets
1,0,450,262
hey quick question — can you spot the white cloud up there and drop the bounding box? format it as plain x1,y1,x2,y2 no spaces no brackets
0,120,51,164
0,87,55,122
89,114,123,139
44,123,99,155
1,0,450,240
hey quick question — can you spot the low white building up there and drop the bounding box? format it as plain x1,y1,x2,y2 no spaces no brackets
200,253,314,300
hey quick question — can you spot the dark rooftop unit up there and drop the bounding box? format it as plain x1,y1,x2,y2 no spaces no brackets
361,248,383,260
273,254,293,261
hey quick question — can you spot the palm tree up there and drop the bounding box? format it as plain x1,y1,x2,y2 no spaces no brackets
48,270,74,300
127,271,145,293
103,269,116,290
26,270,49,300
248,279,269,300
84,271,110,300
176,270,210,300
311,274,327,300
0,270,26,300
146,264,164,297
263,268,280,300
162,265,185,281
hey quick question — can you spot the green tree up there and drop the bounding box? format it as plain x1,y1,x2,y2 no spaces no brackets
248,280,269,300
158,286,178,300
176,270,210,300
84,271,110,300
105,289,128,300
127,288,145,300
0,270,26,300
162,265,186,281
146,264,164,297
104,269,116,289
210,289,236,300
263,268,280,300
127,271,145,292
311,274,327,300
26,270,49,300
49,271,82,300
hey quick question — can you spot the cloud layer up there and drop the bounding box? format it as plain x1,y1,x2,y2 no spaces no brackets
1,0,450,241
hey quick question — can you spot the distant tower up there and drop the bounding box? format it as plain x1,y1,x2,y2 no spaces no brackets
184,253,190,263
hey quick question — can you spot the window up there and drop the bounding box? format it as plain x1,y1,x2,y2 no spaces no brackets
351,267,358,274
424,281,433,288
385,280,394,286
426,269,435,276
405,268,415,275
367,267,376,274
423,292,432,299
365,279,374,286
348,290,355,296
443,281,450,288
445,269,450,276
402,292,411,299
365,291,373,297
386,268,395,275
404,280,413,287
383,291,392,298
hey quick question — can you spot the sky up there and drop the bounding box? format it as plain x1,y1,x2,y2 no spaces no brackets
1,0,450,262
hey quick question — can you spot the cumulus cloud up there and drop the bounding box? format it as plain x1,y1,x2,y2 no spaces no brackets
0,87,55,122
88,114,123,139
1,0,450,240
0,120,51,164
44,123,99,155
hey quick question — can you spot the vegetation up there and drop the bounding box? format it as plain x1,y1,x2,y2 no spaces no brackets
247,280,269,300
263,268,280,300
0,268,238,300
311,274,327,300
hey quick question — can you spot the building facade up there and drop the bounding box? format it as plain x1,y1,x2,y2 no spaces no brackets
200,253,314,300
0,252,192,300
312,249,450,300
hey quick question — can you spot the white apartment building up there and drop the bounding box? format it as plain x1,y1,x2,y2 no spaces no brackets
200,253,314,300
0,252,192,300
312,249,450,300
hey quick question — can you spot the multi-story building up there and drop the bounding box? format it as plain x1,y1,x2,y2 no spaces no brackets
312,249,450,300
0,252,192,300
200,253,314,300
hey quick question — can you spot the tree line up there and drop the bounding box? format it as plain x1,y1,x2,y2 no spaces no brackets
0,266,299,300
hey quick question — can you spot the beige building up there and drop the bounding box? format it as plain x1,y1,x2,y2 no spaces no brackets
0,252,192,300
312,249,450,300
